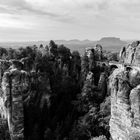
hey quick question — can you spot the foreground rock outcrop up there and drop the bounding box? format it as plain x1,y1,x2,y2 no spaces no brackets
2,60,29,140
0,59,52,140
110,41,140,140
109,64,140,140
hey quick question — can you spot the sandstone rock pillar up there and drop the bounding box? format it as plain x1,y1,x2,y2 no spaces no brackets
109,67,140,140
2,60,29,140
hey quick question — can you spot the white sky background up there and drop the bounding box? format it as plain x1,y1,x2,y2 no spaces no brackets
0,0,140,41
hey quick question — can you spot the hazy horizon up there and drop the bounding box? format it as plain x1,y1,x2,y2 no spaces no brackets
0,37,137,43
0,36,129,54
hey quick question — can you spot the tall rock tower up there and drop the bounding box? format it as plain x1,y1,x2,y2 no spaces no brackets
109,41,140,140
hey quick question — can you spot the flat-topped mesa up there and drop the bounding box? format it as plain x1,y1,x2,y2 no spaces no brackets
120,41,140,66
109,66,140,140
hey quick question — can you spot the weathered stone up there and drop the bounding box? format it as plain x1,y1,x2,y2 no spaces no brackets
85,44,103,61
1,61,30,140
0,60,11,139
109,67,140,140
119,46,126,63
120,41,140,66
98,72,107,99
0,60,10,85
94,44,103,60
85,47,95,59
85,47,96,72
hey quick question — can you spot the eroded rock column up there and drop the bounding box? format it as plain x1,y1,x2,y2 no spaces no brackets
2,60,29,140
109,67,140,140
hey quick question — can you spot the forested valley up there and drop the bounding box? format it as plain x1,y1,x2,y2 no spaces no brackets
0,40,118,140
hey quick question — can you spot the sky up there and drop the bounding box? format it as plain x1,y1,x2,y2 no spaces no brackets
0,0,140,41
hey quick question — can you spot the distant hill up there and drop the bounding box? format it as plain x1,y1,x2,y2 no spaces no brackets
96,37,127,52
0,37,128,54
55,37,127,53
98,37,126,45
99,37,125,44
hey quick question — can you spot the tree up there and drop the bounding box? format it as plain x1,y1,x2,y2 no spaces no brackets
108,52,118,61
0,47,7,59
49,40,58,57
102,51,119,61
57,45,71,63
7,48,15,60
81,53,89,87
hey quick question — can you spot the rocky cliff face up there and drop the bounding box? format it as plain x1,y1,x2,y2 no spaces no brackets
85,45,103,61
0,59,53,140
109,64,140,140
120,41,140,66
110,41,140,140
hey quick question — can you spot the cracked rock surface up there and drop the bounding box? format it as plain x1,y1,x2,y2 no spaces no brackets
109,67,140,140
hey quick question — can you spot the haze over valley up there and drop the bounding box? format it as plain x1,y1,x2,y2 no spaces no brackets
0,37,128,54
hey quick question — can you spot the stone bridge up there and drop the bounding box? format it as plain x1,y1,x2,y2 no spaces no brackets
96,60,123,69
96,60,140,72
109,61,140,71
109,61,123,69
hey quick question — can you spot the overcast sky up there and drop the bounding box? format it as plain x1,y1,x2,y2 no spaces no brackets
0,0,140,41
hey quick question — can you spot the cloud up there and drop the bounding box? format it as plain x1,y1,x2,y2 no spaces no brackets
0,13,36,29
2,0,140,23
0,0,60,17
1,0,140,41
1,0,140,20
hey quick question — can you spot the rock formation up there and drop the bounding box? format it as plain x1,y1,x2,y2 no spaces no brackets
0,58,53,140
109,62,140,140
0,42,111,140
120,41,140,65
94,44,103,61
81,46,105,85
98,72,108,100
1,60,29,140
85,45,103,61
